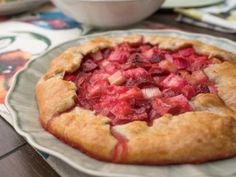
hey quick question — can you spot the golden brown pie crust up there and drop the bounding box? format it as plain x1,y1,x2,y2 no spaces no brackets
36,35,236,164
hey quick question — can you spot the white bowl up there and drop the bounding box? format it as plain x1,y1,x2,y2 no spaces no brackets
51,0,165,28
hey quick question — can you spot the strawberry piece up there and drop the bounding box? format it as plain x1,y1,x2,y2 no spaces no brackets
119,87,143,100
111,101,133,117
161,73,187,90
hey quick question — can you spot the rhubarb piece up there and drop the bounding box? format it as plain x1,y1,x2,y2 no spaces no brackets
142,87,162,99
161,73,187,90
108,70,126,85
124,67,149,78
165,94,192,114
119,87,143,100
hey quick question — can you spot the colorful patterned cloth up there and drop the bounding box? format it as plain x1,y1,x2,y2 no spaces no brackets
176,0,236,33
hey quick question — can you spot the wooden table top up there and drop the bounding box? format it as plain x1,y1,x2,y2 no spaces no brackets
1,10,235,177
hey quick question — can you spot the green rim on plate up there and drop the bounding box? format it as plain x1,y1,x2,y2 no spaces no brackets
162,0,224,9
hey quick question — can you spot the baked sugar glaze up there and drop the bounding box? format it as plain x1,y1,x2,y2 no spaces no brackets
64,41,219,126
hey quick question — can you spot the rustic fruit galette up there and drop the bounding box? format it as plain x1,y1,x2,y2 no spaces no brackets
36,34,236,164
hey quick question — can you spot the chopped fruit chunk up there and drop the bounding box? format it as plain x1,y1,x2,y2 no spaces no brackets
128,53,143,64
99,60,118,74
162,88,178,97
64,42,216,125
181,84,196,99
165,94,192,114
179,47,194,57
111,101,133,117
161,73,187,90
142,88,162,99
190,56,209,71
100,60,110,68
173,58,188,69
142,48,154,59
149,64,166,76
152,98,171,116
108,46,130,63
178,70,191,83
64,74,76,81
108,71,126,85
89,70,109,83
119,87,143,100
81,59,98,72
124,67,149,78
191,70,207,85
91,51,103,61
87,80,108,98
159,60,177,73
164,53,173,62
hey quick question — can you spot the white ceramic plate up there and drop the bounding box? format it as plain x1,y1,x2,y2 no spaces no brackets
0,0,48,16
162,0,223,9
6,29,236,177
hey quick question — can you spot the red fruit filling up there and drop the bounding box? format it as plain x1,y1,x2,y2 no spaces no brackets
64,41,221,126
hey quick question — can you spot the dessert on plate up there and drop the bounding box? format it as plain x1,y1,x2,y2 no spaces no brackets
36,34,236,164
